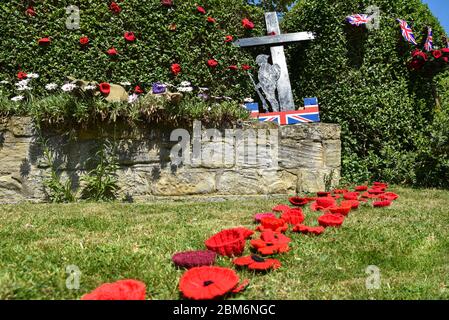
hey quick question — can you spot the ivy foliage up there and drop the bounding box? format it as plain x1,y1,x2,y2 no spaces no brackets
283,0,449,186
0,0,264,99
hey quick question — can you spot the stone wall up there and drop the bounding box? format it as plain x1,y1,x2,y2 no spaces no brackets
0,117,341,203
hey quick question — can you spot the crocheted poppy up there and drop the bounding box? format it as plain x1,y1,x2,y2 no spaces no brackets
333,189,349,194
233,255,281,271
305,197,318,202
373,200,392,208
205,229,245,257
81,279,146,300
340,200,360,209
361,192,378,199
343,192,359,201
254,212,276,223
256,217,288,233
355,185,368,192
373,182,389,189
232,227,254,239
317,191,331,197
318,213,345,228
172,250,216,269
250,230,291,256
281,208,305,225
380,192,399,201
272,204,291,213
368,188,385,195
179,266,247,300
292,224,325,235
310,197,336,211
289,196,309,207
328,206,351,216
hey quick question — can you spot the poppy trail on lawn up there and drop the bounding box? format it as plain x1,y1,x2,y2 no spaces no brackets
292,224,325,235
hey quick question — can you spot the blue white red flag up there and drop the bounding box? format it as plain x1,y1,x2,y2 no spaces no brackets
396,19,417,46
346,14,371,26
256,107,320,125
424,27,433,51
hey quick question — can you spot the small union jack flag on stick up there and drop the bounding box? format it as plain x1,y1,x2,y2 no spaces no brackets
424,27,433,51
396,18,417,46
346,14,372,26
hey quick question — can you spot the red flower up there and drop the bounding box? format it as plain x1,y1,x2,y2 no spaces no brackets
272,204,291,213
310,197,336,211
242,18,255,30
256,217,288,233
107,48,118,56
171,63,181,76
17,72,27,80
242,64,252,71
25,6,36,17
197,6,206,14
373,200,392,208
432,50,443,59
207,17,216,23
233,255,281,271
293,224,325,235
442,48,449,55
207,59,218,68
409,59,425,71
379,192,399,201
341,200,360,209
79,36,89,46
110,2,122,14
225,35,234,43
368,188,385,195
81,279,146,300
38,37,51,46
254,212,276,223
343,192,359,200
281,208,305,225
317,191,331,197
327,206,351,216
232,227,254,240
412,49,428,61
361,192,379,199
289,196,309,206
228,65,238,71
179,266,246,300
134,86,144,94
355,185,368,192
333,189,349,194
373,182,388,189
99,83,111,95
161,0,173,7
318,213,345,228
124,32,136,42
205,229,245,257
250,230,291,255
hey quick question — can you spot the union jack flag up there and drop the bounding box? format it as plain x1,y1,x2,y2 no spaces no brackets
396,19,417,46
346,14,371,26
424,27,433,51
255,107,320,125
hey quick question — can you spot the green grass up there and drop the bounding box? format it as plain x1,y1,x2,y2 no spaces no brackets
0,187,448,300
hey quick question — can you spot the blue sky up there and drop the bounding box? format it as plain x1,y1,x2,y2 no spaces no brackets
422,0,449,32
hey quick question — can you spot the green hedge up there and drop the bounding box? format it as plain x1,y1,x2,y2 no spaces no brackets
0,0,264,99
283,0,449,187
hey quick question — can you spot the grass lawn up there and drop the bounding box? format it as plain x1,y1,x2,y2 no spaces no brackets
0,187,448,300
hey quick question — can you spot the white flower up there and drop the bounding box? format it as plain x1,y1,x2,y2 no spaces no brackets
244,98,254,103
120,82,131,86
198,87,209,92
128,93,139,104
61,83,77,92
45,83,58,91
11,95,24,102
27,73,39,79
16,79,31,86
0,80,8,85
17,85,32,91
180,81,192,87
177,86,193,92
84,85,97,91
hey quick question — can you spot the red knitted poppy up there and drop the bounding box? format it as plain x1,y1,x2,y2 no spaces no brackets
272,204,291,213
172,250,216,269
310,197,336,211
289,196,309,207
368,188,385,195
292,224,325,235
340,200,360,209
250,230,291,255
373,200,392,208
318,213,345,228
256,217,288,233
281,208,305,225
373,182,389,189
254,212,276,223
355,185,368,192
81,279,146,300
205,229,245,257
233,255,281,271
327,206,351,216
179,266,244,300
333,189,349,194
380,192,399,201
343,192,359,200
317,191,331,197
231,227,254,239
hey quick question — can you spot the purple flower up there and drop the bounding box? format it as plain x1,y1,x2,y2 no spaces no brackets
198,93,209,100
152,82,166,94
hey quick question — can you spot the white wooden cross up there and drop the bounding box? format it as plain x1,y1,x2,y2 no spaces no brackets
235,12,315,111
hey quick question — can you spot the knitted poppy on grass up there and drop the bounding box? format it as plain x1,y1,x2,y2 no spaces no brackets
250,230,291,255
355,186,368,192
327,206,351,216
318,213,345,228
310,197,336,211
81,279,146,300
205,229,245,257
368,188,385,195
373,182,388,189
292,224,325,235
272,204,291,213
254,212,276,223
289,197,309,207
281,208,305,225
343,192,359,201
233,255,281,272
333,189,349,194
256,217,288,233
172,250,216,269
361,192,378,199
232,227,254,239
317,191,331,197
380,192,399,201
373,200,392,208
341,200,360,210
179,266,248,300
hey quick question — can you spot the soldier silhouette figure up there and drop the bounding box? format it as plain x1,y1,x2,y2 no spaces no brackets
255,54,281,112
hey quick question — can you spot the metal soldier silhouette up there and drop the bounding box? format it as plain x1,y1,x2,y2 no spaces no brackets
255,54,281,112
